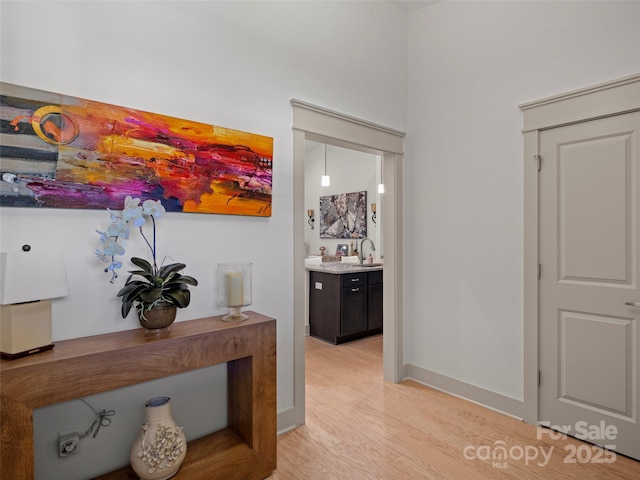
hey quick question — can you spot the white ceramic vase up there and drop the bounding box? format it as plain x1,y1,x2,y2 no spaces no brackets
130,397,187,480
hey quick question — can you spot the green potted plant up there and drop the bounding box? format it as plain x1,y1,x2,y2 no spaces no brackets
96,197,198,328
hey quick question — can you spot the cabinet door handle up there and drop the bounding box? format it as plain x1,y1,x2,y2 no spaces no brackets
625,302,640,307
351,278,360,282
351,287,360,292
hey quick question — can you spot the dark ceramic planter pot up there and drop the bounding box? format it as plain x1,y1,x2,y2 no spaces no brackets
138,301,177,334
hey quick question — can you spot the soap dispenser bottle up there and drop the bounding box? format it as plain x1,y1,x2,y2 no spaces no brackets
367,253,373,265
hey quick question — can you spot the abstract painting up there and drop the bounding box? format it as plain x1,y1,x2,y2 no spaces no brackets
319,191,367,239
0,83,273,216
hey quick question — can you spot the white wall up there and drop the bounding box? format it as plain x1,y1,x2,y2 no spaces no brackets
405,0,640,403
0,1,407,478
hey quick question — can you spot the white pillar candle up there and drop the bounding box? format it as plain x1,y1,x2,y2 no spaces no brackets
227,271,244,307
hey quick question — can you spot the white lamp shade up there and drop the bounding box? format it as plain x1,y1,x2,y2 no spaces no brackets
0,251,69,305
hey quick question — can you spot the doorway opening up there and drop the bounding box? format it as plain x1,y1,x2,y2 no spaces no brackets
285,99,405,431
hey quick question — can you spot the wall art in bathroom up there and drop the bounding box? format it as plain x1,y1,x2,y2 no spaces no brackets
319,190,367,239
0,82,273,216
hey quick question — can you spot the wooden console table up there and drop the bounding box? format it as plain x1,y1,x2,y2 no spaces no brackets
0,311,276,480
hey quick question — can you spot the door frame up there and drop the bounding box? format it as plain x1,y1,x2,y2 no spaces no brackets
285,99,405,429
519,73,640,425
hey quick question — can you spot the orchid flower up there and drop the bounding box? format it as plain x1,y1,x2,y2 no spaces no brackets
96,197,165,283
143,199,165,219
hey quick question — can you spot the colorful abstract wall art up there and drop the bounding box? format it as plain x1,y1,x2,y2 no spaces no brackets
319,191,367,239
0,83,273,216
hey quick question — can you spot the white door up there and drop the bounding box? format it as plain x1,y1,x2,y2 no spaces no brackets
539,111,640,460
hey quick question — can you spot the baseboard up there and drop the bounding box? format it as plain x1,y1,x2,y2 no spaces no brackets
277,406,303,435
405,364,524,421
277,365,525,436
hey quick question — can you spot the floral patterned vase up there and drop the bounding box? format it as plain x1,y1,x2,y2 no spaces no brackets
130,397,187,480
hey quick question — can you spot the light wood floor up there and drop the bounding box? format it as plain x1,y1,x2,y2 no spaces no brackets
269,334,639,479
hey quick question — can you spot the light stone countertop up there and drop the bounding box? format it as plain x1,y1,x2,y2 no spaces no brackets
305,261,383,274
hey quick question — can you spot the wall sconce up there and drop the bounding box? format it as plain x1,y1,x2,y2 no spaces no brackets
307,209,315,229
217,262,252,322
321,144,330,187
0,245,70,359
371,203,377,224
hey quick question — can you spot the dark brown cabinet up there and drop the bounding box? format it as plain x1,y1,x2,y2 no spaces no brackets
309,269,382,344
367,270,383,330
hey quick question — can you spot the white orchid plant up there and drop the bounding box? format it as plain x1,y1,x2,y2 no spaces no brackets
96,196,198,319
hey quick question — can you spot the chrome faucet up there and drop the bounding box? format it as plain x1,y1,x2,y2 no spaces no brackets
360,238,375,264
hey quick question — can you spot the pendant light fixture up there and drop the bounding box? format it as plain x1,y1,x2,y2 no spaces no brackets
377,157,384,194
321,144,330,187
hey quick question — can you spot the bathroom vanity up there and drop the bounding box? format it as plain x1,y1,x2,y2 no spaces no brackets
307,263,383,344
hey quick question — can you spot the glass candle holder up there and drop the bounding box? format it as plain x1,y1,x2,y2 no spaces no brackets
217,262,252,322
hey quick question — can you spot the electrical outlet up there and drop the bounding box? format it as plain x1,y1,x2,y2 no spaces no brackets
58,431,80,457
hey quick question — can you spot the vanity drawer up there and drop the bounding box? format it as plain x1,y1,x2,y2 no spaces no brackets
341,273,367,287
